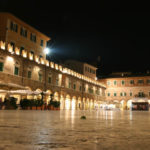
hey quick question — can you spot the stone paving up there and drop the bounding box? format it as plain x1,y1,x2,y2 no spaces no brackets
0,110,150,150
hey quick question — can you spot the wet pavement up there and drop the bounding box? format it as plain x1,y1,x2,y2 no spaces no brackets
0,110,150,150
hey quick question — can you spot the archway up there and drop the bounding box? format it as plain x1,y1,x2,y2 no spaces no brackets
82,98,86,110
45,90,52,104
54,92,59,101
127,100,133,110
35,88,42,99
72,96,76,110
90,99,94,109
77,97,82,110
113,100,120,108
120,100,127,110
86,98,90,110
65,94,71,110
60,95,64,110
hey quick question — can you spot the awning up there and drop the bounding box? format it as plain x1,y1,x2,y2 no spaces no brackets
0,89,47,95
0,81,28,90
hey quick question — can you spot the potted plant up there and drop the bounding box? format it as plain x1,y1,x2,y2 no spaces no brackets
36,99,44,110
4,97,18,110
20,99,30,110
31,99,36,110
53,101,60,110
48,100,60,110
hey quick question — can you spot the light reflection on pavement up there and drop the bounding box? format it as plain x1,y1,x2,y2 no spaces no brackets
0,110,150,150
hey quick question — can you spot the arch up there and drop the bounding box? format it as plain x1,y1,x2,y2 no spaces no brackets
120,100,127,110
71,96,77,110
90,99,94,109
86,98,90,110
127,100,133,110
54,92,59,101
60,95,65,110
45,90,52,104
65,94,71,110
81,97,86,110
77,97,82,110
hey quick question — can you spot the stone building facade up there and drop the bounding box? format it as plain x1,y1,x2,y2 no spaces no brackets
0,12,50,59
99,75,150,109
0,12,106,110
0,44,105,110
64,60,97,80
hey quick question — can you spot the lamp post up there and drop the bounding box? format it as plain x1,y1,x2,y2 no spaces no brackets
43,47,50,105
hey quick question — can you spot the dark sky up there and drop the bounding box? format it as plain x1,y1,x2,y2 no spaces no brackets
0,1,150,74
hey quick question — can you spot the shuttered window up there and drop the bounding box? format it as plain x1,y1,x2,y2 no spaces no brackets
14,66,19,75
0,62,4,71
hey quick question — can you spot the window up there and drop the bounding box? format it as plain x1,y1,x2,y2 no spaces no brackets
39,73,42,82
30,33,36,42
73,84,76,90
88,88,93,94
69,82,71,88
121,80,125,85
130,92,132,96
124,92,127,96
138,80,144,84
90,68,92,73
48,77,52,84
56,78,59,86
27,71,32,79
147,80,150,84
120,92,123,96
40,40,44,46
10,21,18,32
20,46,24,55
130,80,134,85
79,85,82,91
138,92,144,97
96,90,100,95
149,92,150,97
107,81,110,86
14,66,19,75
114,93,117,96
114,81,117,85
0,62,4,72
107,93,110,96
20,27,27,37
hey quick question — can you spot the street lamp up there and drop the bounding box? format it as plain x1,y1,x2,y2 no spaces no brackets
44,47,50,60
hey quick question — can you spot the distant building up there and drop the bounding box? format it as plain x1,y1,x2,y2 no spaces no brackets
99,72,150,110
64,60,97,80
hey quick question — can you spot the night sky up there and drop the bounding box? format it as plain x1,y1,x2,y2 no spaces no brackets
0,1,150,75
